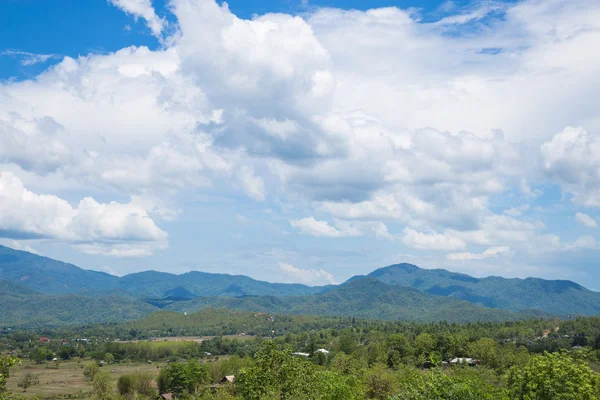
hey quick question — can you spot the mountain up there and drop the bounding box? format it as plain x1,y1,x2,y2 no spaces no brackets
0,245,119,294
118,270,331,298
2,244,600,325
0,279,156,328
369,263,600,315
0,245,330,298
166,277,530,323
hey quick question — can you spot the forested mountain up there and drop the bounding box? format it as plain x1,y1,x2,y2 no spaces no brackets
0,245,329,298
119,270,330,298
0,245,119,294
369,263,600,315
1,245,599,327
166,277,531,323
0,279,157,328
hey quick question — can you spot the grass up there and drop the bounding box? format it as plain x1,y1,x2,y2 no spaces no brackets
6,360,165,399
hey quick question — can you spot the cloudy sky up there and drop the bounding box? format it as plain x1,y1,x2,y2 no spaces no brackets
1,0,599,287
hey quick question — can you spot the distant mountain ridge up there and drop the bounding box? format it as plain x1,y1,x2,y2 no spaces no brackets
1,245,599,327
0,245,330,298
166,277,532,323
368,263,600,316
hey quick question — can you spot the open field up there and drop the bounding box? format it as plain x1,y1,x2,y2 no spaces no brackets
5,360,165,399
115,334,253,344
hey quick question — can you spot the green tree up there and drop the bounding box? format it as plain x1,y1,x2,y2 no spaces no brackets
507,352,600,400
0,356,19,392
467,338,498,368
17,373,39,393
394,369,509,400
90,370,116,400
158,359,210,395
83,363,100,383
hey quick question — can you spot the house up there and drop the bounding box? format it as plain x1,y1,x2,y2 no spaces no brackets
315,349,330,355
160,393,173,400
449,358,479,367
210,375,235,391
39,337,50,343
292,352,310,357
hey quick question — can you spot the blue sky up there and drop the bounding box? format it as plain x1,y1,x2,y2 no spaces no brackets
0,0,599,287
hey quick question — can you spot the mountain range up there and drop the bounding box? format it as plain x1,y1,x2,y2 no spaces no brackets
1,244,599,327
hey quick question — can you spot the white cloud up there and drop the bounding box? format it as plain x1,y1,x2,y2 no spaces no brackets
1,0,600,271
108,0,166,36
1,50,60,66
402,228,467,251
279,262,337,285
565,236,597,251
504,205,530,217
542,127,600,207
290,217,359,238
446,246,512,261
0,172,167,257
575,212,598,228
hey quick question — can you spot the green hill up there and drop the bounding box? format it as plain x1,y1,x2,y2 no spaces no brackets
0,279,157,328
166,277,530,323
369,263,600,315
0,245,119,294
0,245,330,298
118,270,331,298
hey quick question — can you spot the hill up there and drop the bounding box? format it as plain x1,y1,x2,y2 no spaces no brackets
369,263,600,315
0,245,329,298
166,277,529,323
118,270,331,298
0,279,157,328
0,245,118,294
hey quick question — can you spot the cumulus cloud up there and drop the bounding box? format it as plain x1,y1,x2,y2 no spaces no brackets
1,0,600,271
290,217,360,238
575,213,598,228
542,127,600,207
446,246,512,261
108,0,166,36
0,172,167,257
279,262,337,285
401,228,467,251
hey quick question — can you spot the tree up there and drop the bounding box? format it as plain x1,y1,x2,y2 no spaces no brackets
394,369,509,400
17,373,39,392
158,359,210,395
507,351,600,400
0,356,19,392
467,338,498,368
90,370,116,400
103,353,114,365
83,363,100,383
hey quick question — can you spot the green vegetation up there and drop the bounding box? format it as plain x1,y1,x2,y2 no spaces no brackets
3,246,600,329
370,263,600,315
167,278,532,323
3,310,600,399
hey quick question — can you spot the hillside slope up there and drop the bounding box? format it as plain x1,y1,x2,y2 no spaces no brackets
0,245,119,294
369,263,600,315
0,279,157,328
166,277,530,323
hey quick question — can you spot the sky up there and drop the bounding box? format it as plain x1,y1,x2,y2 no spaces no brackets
0,0,599,287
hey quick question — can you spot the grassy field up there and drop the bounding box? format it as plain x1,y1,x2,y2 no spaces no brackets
6,360,165,399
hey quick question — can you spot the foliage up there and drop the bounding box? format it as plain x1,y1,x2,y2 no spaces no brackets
16,372,39,392
507,351,600,400
0,356,18,392
117,371,156,399
158,360,210,395
393,369,509,400
237,341,362,400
